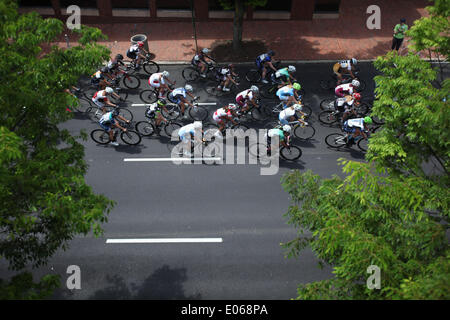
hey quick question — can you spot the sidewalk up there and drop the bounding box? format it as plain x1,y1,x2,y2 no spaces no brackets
56,0,430,62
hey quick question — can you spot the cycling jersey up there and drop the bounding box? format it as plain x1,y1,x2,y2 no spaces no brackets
275,67,290,79
192,53,205,65
145,102,161,118
267,128,285,141
335,97,354,112
126,45,140,59
335,83,354,97
178,123,198,140
276,85,294,101
171,87,187,104
236,89,253,107
213,108,232,123
92,90,108,107
91,71,105,84
149,73,165,87
343,118,365,133
256,53,271,69
339,60,352,71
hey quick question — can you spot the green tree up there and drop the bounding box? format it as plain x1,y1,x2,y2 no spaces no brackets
281,0,449,299
218,0,267,52
0,0,114,298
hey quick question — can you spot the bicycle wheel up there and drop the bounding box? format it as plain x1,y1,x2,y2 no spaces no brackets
122,74,140,89
264,120,280,130
135,121,155,136
325,133,347,148
182,67,200,82
83,86,97,101
110,90,128,103
164,121,182,137
280,145,302,161
294,125,315,140
91,129,111,144
189,106,208,121
320,98,335,110
116,107,134,121
260,84,277,99
299,105,312,118
356,79,366,92
140,89,158,104
355,102,369,116
143,61,160,75
245,69,261,83
120,130,141,145
357,137,369,152
86,106,109,122
318,110,339,125
72,97,92,113
251,106,271,121
232,123,249,131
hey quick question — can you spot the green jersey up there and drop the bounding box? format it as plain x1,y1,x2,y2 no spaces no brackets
394,24,408,39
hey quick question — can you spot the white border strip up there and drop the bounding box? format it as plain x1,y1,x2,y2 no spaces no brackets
124,157,221,162
106,238,223,244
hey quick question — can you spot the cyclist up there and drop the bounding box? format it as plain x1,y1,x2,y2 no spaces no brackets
342,116,372,146
266,125,291,153
98,108,131,147
145,98,169,135
236,85,259,114
212,103,239,134
107,54,125,77
255,50,277,84
192,48,213,78
91,87,120,113
177,121,204,157
91,67,113,90
126,41,149,69
278,104,307,126
149,71,175,99
216,64,239,92
276,82,303,109
333,58,358,84
273,65,297,86
170,84,198,119
335,80,360,98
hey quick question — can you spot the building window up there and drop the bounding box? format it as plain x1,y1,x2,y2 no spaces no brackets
314,0,340,13
112,0,150,17
156,0,191,10
253,0,292,11
60,0,98,8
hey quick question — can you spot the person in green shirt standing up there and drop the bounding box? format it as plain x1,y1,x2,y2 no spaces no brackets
392,18,408,51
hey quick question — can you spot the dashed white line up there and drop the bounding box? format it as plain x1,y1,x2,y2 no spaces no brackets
124,157,221,162
106,238,223,244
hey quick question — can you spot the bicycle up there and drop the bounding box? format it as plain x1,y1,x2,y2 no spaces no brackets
245,60,281,83
205,75,241,96
161,97,209,121
91,119,141,146
124,54,160,75
318,103,369,126
83,84,129,104
259,74,306,100
85,103,134,122
264,117,316,141
140,83,176,104
108,67,141,89
324,130,370,152
234,98,271,122
202,119,250,140
257,101,313,120
65,87,93,113
135,116,183,137
248,135,302,161
182,58,217,82
319,67,366,92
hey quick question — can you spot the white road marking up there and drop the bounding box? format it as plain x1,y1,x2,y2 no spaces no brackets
124,157,221,162
106,238,223,244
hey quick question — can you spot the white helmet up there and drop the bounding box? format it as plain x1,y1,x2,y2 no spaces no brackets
250,85,259,92
202,48,210,54
288,65,296,72
184,84,193,92
105,87,114,94
293,104,302,111
162,71,170,78
282,125,291,133
228,103,237,110
193,121,202,129
351,58,358,65
351,79,360,87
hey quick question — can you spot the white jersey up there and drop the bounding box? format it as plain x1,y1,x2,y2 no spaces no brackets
237,89,253,100
347,118,364,129
336,83,354,95
172,87,187,98
279,107,296,120
178,123,197,136
213,108,231,122
92,90,107,103
99,112,114,125
339,60,352,71
149,73,165,86
129,44,140,53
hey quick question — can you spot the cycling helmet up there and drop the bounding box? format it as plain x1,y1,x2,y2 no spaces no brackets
202,48,210,54
157,98,166,105
250,85,259,92
293,104,302,111
115,54,123,60
351,79,360,87
352,93,361,101
193,121,202,129
400,18,406,23
268,50,275,56
351,58,358,65
162,71,170,78
105,87,114,94
184,84,193,92
288,65,296,73
364,116,373,125
137,41,144,48
293,83,301,90
228,103,237,110
282,125,291,133
112,108,120,117
101,67,109,73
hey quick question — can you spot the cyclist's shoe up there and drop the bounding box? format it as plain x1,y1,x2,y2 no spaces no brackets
200,73,206,78
223,87,230,92
217,85,222,90
262,79,269,84
110,141,119,147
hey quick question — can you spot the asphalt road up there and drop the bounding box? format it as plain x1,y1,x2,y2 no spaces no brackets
0,61,379,299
